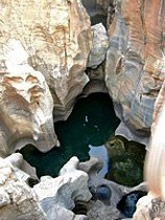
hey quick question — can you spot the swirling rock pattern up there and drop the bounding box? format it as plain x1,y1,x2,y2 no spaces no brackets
0,0,92,154
0,39,57,155
105,0,165,145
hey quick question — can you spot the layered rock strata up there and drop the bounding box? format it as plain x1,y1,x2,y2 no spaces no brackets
134,89,165,219
0,0,92,121
105,0,165,145
0,39,57,156
0,0,92,153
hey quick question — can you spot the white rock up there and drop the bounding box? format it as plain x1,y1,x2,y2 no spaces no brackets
88,23,109,68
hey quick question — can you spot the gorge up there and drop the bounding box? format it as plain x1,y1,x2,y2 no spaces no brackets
0,0,164,219
20,93,120,178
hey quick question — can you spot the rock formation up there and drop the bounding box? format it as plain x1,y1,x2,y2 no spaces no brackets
0,0,92,120
79,157,147,220
34,157,91,220
88,23,109,68
0,0,93,154
0,39,58,156
0,155,92,220
105,0,165,145
0,154,148,220
0,0,165,218
0,153,46,220
133,89,165,220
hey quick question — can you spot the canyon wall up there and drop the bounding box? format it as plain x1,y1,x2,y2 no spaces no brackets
105,0,165,145
0,0,92,155
0,0,164,153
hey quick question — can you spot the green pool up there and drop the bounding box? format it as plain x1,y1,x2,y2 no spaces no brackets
20,93,120,178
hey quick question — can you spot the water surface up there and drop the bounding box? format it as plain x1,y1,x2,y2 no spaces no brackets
21,93,119,177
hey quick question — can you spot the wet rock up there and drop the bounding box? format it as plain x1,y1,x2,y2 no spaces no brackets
79,157,147,220
117,190,147,218
105,136,146,186
90,184,112,205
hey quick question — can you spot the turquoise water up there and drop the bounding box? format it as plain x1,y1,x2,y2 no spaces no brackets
20,93,120,178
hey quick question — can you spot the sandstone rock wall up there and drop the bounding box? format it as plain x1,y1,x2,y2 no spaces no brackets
0,0,92,120
0,0,164,160
0,39,57,155
105,0,165,145
0,0,92,154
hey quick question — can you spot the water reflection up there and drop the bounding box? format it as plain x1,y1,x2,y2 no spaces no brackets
20,93,119,177
89,144,109,177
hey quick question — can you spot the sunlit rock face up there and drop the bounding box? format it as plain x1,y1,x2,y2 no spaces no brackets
105,0,165,145
0,0,93,154
0,154,46,220
34,157,91,220
0,39,57,156
88,23,109,69
0,0,92,122
0,155,92,220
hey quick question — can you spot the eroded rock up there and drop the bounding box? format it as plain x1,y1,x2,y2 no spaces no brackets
105,0,165,145
0,155,92,220
79,157,147,220
0,0,92,153
33,157,92,220
0,39,57,155
134,86,165,219
88,23,109,68
0,154,46,220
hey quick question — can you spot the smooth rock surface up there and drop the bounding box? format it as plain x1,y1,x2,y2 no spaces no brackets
79,157,147,220
0,155,92,220
0,39,57,155
88,23,109,68
0,155,46,220
105,0,165,146
33,157,91,220
0,0,92,153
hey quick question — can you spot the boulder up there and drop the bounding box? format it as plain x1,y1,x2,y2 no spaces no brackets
88,23,109,68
